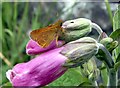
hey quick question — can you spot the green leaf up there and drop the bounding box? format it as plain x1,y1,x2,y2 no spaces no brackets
116,53,120,62
101,64,108,85
105,0,113,25
78,82,92,86
113,5,120,61
2,2,13,29
115,61,120,71
110,28,120,44
48,68,89,86
1,82,12,88
113,5,120,31
0,65,11,85
114,53,120,70
0,3,2,42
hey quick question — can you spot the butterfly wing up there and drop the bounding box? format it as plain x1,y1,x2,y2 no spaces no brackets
30,20,63,48
30,27,58,48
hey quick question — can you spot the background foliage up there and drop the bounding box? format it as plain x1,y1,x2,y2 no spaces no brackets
0,1,119,87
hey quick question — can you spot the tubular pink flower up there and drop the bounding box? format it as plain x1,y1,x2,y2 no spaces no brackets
26,39,65,55
6,47,67,87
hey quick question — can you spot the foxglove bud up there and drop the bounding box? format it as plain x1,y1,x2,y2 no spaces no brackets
60,37,99,68
60,18,92,42
100,37,118,52
88,68,100,81
80,58,100,81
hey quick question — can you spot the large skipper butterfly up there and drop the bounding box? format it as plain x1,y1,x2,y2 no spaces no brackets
30,20,64,48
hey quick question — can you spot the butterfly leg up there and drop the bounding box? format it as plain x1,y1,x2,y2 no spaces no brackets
55,36,59,47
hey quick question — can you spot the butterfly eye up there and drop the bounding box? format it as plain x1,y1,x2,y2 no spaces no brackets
70,21,74,23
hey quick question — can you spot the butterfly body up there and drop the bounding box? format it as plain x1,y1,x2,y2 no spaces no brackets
30,20,64,48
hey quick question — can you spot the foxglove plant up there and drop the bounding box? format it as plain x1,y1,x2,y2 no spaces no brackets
6,18,94,87
6,40,68,87
6,37,100,87
6,13,120,88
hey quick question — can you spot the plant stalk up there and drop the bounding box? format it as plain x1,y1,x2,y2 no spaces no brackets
98,43,117,87
98,43,114,68
107,68,117,87
92,23,103,35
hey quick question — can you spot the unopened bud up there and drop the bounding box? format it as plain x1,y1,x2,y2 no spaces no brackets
100,37,118,52
60,18,92,42
80,58,100,81
60,37,99,68
88,69,100,81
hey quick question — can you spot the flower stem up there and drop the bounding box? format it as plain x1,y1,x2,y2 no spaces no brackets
98,43,114,68
107,68,117,87
98,43,117,87
91,23,106,41
91,23,103,35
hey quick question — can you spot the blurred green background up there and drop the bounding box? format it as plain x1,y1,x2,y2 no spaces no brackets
0,1,119,86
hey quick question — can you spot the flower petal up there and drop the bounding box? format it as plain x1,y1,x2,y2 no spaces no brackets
6,47,67,87
26,39,65,55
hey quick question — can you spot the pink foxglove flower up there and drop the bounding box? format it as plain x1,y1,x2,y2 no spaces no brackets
26,39,65,55
6,40,67,87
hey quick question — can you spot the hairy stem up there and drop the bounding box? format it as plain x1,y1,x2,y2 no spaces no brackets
98,43,117,87
107,68,117,87
98,43,114,68
91,23,103,35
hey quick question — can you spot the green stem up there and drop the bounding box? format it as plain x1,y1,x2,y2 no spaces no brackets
98,43,114,68
107,68,117,87
98,43,117,87
91,23,103,35
91,23,105,41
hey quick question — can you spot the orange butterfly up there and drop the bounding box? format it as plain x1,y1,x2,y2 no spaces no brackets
30,20,64,48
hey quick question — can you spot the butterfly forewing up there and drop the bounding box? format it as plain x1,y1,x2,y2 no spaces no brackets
30,20,63,48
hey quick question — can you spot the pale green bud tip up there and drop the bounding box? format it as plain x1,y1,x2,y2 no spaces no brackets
100,37,113,46
62,18,91,29
60,18,92,42
100,37,118,51
80,59,100,81
60,37,99,68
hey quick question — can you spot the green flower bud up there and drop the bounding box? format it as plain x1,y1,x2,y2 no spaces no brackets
60,18,92,42
80,58,100,81
100,37,118,52
60,37,99,68
100,37,113,46
88,69,100,81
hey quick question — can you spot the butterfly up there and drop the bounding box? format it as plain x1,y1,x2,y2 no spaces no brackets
30,20,64,48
